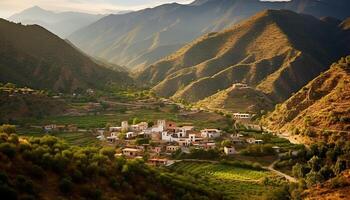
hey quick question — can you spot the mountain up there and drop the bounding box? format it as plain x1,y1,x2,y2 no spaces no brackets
196,84,274,113
262,56,350,143
136,10,350,106
8,6,103,38
68,0,350,69
0,19,132,93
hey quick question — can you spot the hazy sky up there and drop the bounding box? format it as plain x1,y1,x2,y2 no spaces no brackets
0,0,291,18
0,0,193,18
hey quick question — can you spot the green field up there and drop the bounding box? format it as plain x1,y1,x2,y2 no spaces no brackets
170,162,284,200
16,128,99,146
18,108,228,130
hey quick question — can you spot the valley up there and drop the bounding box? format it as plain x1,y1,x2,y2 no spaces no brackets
0,0,350,199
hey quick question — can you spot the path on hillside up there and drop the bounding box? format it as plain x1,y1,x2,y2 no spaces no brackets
264,160,297,183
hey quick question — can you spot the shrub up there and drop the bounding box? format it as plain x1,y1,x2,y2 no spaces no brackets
0,143,16,158
0,184,18,200
27,164,45,179
0,125,16,134
15,175,35,194
59,178,73,194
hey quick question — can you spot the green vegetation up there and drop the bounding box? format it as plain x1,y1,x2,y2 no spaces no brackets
0,84,65,123
276,141,350,189
0,127,222,199
18,107,228,130
170,161,286,200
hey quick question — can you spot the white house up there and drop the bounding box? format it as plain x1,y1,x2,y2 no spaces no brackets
246,138,264,144
126,132,136,139
233,113,252,119
107,132,118,142
224,146,236,155
122,148,141,157
201,129,221,138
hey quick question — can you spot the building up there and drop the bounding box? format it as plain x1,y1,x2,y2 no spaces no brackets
109,126,122,132
233,113,252,119
246,138,264,144
122,148,142,157
121,121,129,132
151,146,162,155
224,146,236,155
107,132,118,143
201,129,221,138
166,121,177,130
148,158,169,167
204,143,216,150
166,145,180,152
126,132,136,139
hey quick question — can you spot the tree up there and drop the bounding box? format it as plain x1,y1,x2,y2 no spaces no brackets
292,163,308,179
307,156,321,171
319,165,334,180
133,117,140,125
333,158,347,175
221,140,231,147
59,178,73,194
0,125,16,134
305,171,322,188
100,147,115,160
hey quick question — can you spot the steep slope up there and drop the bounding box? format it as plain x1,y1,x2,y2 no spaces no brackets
139,10,349,104
196,84,274,113
302,170,350,200
262,56,350,142
68,0,350,69
8,6,103,38
0,19,132,93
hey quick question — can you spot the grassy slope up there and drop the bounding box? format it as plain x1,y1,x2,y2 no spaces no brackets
0,19,132,92
262,56,350,142
137,10,348,106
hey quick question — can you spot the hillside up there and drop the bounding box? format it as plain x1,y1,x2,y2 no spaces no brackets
137,10,350,106
0,19,132,93
302,170,350,200
0,84,66,123
68,0,350,69
8,6,103,38
196,84,274,113
262,56,350,143
0,132,222,200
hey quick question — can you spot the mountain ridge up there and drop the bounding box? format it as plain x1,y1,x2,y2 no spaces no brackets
68,0,350,69
262,56,350,143
0,19,132,93
136,10,349,107
8,6,104,38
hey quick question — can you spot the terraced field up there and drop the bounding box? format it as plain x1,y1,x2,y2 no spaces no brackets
170,162,284,200
17,129,99,146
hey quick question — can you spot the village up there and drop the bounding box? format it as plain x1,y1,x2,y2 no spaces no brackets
70,112,279,167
